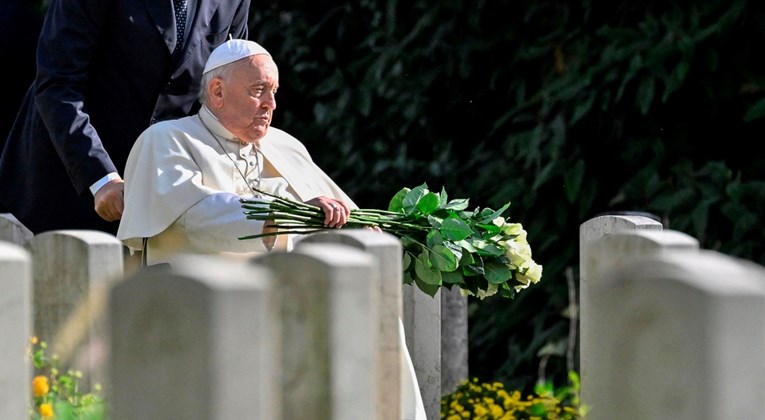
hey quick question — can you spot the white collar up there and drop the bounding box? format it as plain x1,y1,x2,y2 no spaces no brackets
199,105,240,144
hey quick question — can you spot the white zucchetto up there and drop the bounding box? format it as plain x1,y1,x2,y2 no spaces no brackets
203,39,271,74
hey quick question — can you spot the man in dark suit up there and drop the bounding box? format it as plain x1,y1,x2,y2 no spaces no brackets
0,0,250,235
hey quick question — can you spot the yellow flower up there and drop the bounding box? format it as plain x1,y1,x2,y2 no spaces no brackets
32,375,50,397
30,336,38,345
38,402,54,418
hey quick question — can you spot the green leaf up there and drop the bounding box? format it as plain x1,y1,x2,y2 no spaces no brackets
498,283,516,299
477,202,511,224
464,258,485,276
570,92,595,124
564,159,585,203
402,252,412,271
438,186,449,206
442,270,465,285
426,214,445,229
457,239,478,254
416,192,440,215
533,381,555,398
663,60,689,102
414,254,442,285
532,162,555,191
401,236,418,249
403,184,430,214
402,270,414,285
462,268,487,292
636,77,655,115
430,244,459,272
33,349,44,368
442,198,470,211
387,187,410,212
459,248,475,266
743,97,765,122
470,239,505,256
444,241,464,262
425,229,444,249
413,274,440,297
484,260,513,284
475,223,501,236
440,217,473,241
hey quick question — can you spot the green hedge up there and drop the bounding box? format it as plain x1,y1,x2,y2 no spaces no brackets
250,0,765,394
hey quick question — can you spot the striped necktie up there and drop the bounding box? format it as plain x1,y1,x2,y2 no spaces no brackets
173,0,188,56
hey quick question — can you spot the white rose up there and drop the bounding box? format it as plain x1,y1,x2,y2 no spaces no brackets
459,283,498,300
505,240,532,267
502,222,526,239
514,260,543,291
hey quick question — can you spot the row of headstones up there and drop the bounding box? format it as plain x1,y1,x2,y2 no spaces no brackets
0,213,468,420
579,214,765,419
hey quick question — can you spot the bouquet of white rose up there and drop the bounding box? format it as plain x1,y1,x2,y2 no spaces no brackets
240,183,542,299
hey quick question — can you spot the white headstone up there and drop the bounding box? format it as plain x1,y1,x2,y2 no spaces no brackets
298,230,403,420
579,215,663,407
0,213,33,247
403,283,440,420
582,229,699,413
109,255,280,420
256,243,379,420
589,249,765,419
0,242,32,420
441,285,468,395
28,230,124,389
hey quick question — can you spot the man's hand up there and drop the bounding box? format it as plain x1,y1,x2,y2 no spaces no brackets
263,219,277,250
305,196,350,228
94,179,125,222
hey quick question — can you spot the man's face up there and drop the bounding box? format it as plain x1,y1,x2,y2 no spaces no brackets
216,55,279,143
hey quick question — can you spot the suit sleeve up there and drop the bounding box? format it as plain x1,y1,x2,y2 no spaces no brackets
34,0,117,194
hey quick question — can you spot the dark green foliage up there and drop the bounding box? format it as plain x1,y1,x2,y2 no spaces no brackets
249,0,765,394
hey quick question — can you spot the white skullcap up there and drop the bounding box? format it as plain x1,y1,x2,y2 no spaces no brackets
203,39,272,74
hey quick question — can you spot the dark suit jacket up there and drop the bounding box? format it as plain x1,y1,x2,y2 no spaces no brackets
0,0,249,235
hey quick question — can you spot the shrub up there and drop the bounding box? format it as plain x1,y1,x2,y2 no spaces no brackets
28,337,105,420
441,372,587,419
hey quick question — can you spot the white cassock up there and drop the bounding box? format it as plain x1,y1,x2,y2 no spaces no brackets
118,105,355,262
117,105,426,419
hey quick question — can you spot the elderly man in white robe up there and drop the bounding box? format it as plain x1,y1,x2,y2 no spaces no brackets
117,39,426,420
118,39,354,262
